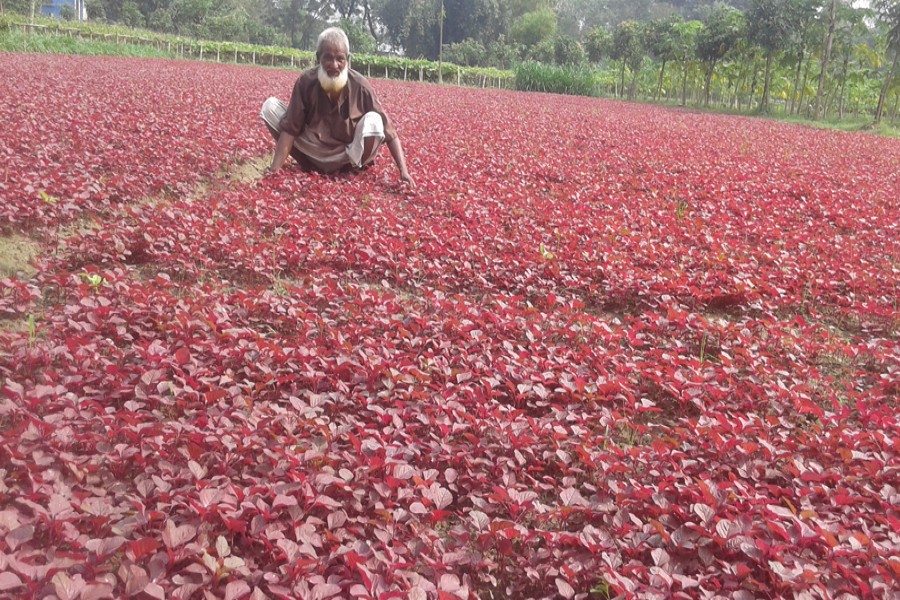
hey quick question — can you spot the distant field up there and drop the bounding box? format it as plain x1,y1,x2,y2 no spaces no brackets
1,53,898,599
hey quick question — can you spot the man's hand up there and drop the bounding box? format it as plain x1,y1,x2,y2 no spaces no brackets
271,132,296,173
400,171,416,189
387,137,414,190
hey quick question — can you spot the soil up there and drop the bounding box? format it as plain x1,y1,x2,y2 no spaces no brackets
0,234,40,279
227,154,273,184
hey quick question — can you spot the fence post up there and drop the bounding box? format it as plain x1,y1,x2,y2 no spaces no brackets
252,51,256,64
419,67,423,82
234,48,237,62
457,67,460,86
200,44,203,60
217,48,220,62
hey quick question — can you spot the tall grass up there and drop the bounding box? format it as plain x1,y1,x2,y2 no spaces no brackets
514,62,598,97
0,29,175,58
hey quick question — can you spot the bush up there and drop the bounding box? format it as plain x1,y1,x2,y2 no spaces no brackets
444,38,487,67
486,36,520,69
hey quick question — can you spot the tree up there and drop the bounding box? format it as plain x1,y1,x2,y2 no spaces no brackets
442,0,506,50
510,7,557,49
873,0,900,122
554,35,586,65
339,17,376,54
696,3,745,106
120,0,145,27
84,0,105,20
784,0,821,114
584,26,612,63
671,19,703,105
828,2,869,118
747,0,797,112
645,15,683,100
556,0,614,39
372,0,507,59
147,7,174,31
611,20,645,99
813,0,839,119
276,0,329,49
0,0,31,14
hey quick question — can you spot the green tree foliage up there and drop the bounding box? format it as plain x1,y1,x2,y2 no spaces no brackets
529,36,555,62
84,0,106,20
372,0,506,59
442,0,506,49
584,26,612,63
873,0,900,122
486,35,521,68
671,19,703,105
644,15,683,98
696,3,744,104
276,0,330,49
120,1,145,27
1,0,31,14
339,17,376,54
747,0,797,112
554,35,585,65
611,20,644,98
444,37,487,66
510,7,556,48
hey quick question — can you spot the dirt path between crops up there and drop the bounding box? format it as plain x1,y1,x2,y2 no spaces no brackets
229,154,272,183
0,234,40,279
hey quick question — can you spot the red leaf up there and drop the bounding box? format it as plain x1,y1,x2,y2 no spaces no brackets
0,572,23,592
225,580,251,600
174,347,191,365
555,578,575,599
162,520,197,548
129,538,161,560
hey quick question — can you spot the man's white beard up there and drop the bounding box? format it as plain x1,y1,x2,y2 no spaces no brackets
318,65,349,94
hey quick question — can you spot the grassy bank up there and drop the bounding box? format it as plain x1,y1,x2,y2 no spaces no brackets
0,27,175,58
773,113,900,138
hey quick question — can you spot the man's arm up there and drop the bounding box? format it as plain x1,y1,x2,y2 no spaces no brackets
386,136,415,188
269,131,296,173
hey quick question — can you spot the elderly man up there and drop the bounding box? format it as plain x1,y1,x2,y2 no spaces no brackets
260,27,415,187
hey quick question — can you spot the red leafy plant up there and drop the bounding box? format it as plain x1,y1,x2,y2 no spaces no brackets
0,53,898,599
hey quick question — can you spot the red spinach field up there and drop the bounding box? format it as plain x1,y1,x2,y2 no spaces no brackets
0,53,898,600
